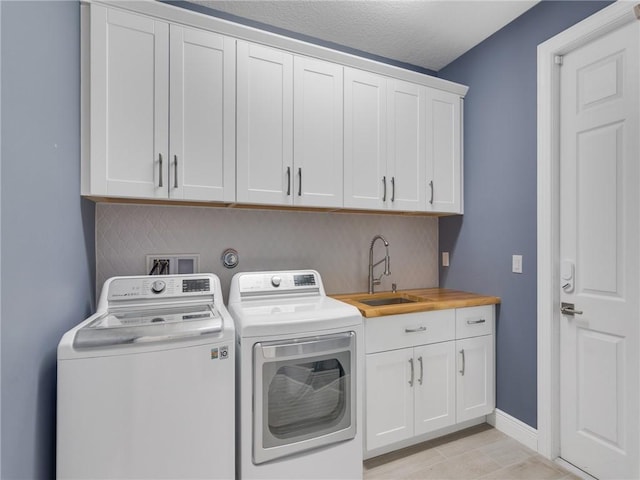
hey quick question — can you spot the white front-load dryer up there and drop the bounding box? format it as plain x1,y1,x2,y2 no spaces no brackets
228,270,364,480
57,274,235,480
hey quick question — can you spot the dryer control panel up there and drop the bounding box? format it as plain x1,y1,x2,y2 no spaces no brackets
235,270,324,298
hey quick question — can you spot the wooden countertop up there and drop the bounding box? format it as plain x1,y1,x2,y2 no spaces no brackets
331,288,501,318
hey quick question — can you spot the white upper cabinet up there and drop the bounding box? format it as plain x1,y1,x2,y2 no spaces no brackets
293,56,344,208
83,3,466,213
344,68,387,209
169,26,235,202
344,69,429,212
83,5,235,201
387,79,426,211
426,89,463,213
85,6,169,198
236,43,344,207
236,42,293,205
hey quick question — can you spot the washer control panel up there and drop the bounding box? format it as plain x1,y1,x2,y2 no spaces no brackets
237,271,321,297
108,275,213,301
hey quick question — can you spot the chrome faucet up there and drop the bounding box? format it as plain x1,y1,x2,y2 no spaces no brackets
368,235,391,294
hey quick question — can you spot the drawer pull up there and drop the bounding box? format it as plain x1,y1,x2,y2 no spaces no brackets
467,319,486,325
405,326,426,333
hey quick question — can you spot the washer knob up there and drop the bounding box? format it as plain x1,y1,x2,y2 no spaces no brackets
271,276,282,287
151,280,166,294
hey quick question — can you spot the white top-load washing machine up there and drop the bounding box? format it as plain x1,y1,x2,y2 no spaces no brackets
57,274,235,480
228,270,364,480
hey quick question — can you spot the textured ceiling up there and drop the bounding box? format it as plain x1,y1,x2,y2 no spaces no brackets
188,1,539,71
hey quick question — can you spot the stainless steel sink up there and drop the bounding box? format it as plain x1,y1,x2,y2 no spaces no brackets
359,296,419,307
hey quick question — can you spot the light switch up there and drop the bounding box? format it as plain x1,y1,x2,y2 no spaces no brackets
512,255,523,274
442,252,450,267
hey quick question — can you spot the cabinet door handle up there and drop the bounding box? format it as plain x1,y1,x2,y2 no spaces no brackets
391,176,395,202
467,319,486,325
418,356,423,385
158,154,163,188
298,167,302,196
405,326,426,333
173,155,178,189
408,358,414,387
429,180,434,205
382,176,387,202
286,167,291,196
459,349,465,376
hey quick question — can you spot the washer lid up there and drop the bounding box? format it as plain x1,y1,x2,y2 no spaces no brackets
73,304,222,349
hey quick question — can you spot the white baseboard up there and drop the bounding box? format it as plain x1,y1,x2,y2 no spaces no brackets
487,409,538,452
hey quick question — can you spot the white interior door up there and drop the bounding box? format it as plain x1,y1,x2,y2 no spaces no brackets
559,20,639,480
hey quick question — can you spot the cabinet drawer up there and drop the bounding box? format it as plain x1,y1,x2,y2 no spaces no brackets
456,305,494,339
365,310,455,354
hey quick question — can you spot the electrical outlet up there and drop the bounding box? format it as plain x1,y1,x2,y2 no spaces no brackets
442,252,450,267
146,254,200,275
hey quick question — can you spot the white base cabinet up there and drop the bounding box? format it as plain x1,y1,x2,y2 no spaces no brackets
365,305,495,454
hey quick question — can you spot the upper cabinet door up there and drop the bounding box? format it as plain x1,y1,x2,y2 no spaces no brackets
426,89,462,213
293,57,344,208
387,79,426,211
169,26,235,202
237,42,293,205
89,6,169,198
344,68,387,209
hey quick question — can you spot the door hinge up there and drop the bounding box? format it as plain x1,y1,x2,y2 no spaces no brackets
554,55,563,66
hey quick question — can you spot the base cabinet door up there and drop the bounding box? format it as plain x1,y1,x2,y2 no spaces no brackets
456,335,495,423
365,349,414,450
414,341,456,436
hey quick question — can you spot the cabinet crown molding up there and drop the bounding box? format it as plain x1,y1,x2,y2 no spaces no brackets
83,0,468,96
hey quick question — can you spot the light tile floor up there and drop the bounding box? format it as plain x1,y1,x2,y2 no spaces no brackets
363,424,581,480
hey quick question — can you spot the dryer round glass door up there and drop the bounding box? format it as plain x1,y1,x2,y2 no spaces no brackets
252,332,356,464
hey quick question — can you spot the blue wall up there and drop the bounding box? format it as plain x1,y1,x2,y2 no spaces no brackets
438,0,612,428
0,2,95,478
